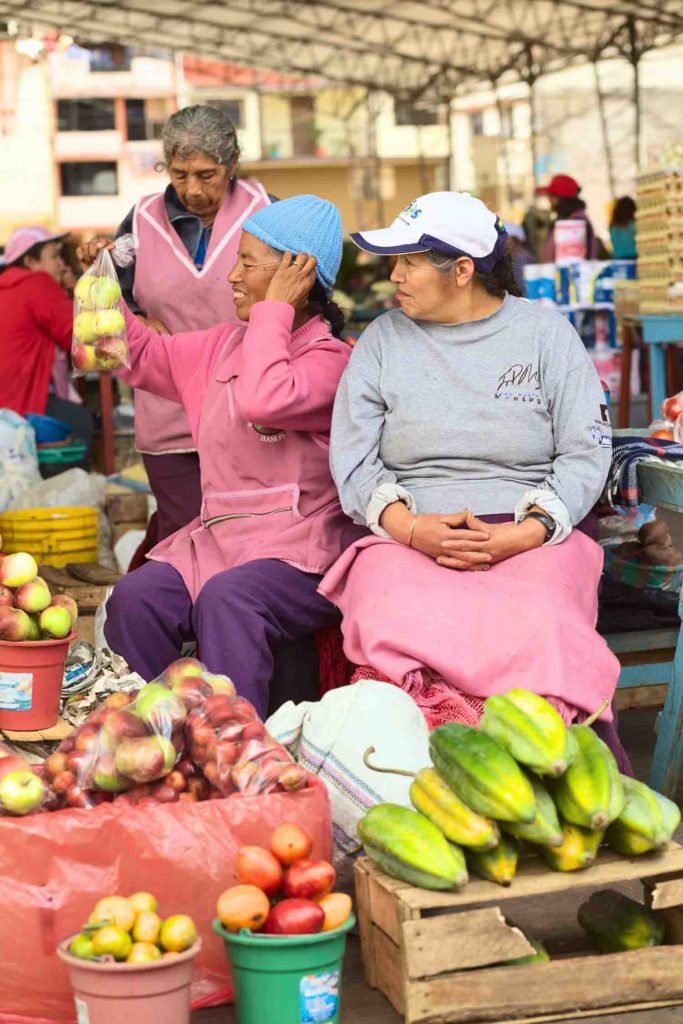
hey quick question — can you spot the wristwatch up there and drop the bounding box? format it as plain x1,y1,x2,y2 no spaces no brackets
520,510,557,542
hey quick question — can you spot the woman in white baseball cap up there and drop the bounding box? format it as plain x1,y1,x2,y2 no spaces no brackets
320,191,627,767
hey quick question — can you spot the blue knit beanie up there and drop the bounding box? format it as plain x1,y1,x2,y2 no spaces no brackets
242,195,343,292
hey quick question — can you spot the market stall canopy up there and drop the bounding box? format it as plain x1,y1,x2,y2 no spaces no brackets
1,0,683,99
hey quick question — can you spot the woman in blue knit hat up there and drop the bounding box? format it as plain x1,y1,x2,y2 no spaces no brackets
92,196,364,716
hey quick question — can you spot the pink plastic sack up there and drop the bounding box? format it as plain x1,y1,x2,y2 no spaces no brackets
0,779,332,1023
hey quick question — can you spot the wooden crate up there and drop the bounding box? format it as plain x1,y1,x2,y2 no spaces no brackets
355,843,683,1024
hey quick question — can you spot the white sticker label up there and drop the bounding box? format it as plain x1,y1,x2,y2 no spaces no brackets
75,996,90,1024
0,671,32,711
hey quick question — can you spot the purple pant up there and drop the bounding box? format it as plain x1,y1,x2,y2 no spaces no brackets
104,558,340,718
142,452,203,542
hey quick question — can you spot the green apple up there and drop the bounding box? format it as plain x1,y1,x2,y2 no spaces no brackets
0,769,45,815
0,551,38,588
39,605,72,639
73,311,98,344
94,310,125,337
74,274,98,309
26,615,41,641
90,276,122,308
134,683,187,730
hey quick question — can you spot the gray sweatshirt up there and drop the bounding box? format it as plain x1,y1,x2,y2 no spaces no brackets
330,294,612,543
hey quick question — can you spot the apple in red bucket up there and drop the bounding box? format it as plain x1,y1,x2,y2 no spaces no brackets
39,605,72,639
0,606,31,641
0,586,14,608
14,578,51,614
0,552,38,589
49,594,78,627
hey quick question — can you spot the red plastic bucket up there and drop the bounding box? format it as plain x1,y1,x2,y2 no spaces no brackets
0,632,74,730
58,938,201,1024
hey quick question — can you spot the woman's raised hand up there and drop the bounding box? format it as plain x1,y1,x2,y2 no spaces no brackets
76,236,116,270
265,252,317,309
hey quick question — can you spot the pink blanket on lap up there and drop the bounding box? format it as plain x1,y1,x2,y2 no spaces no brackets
319,531,619,722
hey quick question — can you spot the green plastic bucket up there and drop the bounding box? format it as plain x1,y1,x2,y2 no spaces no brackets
213,914,355,1024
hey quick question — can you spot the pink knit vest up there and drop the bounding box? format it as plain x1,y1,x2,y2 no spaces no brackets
131,179,269,452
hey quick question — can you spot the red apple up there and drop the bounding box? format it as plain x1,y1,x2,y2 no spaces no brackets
186,778,210,800
217,740,239,765
92,753,127,793
178,792,197,803
66,785,91,808
0,606,31,641
166,770,187,793
175,757,195,779
104,692,134,710
137,796,160,808
72,343,98,373
153,784,178,803
114,735,175,783
242,721,265,743
101,710,148,746
203,762,218,786
0,586,14,608
52,770,77,794
14,578,52,615
75,727,100,754
203,696,234,727
172,676,212,710
161,657,205,688
217,722,243,743
231,698,257,723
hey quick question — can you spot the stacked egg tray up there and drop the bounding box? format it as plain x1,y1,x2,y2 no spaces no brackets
636,169,683,314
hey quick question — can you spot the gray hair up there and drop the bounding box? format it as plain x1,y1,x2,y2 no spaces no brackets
425,250,458,275
162,105,239,167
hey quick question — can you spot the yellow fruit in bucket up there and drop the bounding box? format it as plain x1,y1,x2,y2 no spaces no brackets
89,896,136,932
159,914,197,953
132,911,162,944
91,925,133,961
127,941,162,963
128,891,158,915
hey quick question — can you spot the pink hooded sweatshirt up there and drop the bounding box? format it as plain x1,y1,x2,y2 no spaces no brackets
120,302,364,600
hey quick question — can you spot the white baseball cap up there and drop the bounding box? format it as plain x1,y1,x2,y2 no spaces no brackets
351,192,507,272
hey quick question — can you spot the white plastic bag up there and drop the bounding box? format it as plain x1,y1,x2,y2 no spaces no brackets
0,410,41,511
72,247,130,374
266,680,430,887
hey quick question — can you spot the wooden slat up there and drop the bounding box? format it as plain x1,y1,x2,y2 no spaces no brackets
395,844,683,912
404,945,683,1024
372,924,405,1016
644,873,683,910
606,629,679,655
368,864,414,945
402,908,533,977
480,999,683,1024
615,683,669,710
354,860,377,989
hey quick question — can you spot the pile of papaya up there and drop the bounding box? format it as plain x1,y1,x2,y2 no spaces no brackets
358,689,680,893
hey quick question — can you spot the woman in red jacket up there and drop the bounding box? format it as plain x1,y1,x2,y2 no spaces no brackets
0,226,93,446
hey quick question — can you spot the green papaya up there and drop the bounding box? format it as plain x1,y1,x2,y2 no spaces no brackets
465,833,519,886
550,725,625,831
409,768,500,851
540,820,603,872
503,935,550,965
358,803,468,890
578,889,665,953
606,775,681,856
430,724,536,823
503,771,563,848
480,689,574,776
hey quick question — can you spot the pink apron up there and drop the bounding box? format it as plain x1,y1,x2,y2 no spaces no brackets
144,317,364,600
132,180,269,453
319,532,620,720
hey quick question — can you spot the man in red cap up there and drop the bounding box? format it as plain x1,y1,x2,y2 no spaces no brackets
0,227,89,443
536,175,600,262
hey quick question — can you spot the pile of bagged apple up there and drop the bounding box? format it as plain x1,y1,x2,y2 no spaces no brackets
0,658,307,817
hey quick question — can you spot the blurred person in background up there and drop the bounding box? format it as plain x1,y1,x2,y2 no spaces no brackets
537,174,601,261
609,196,637,259
81,105,270,545
0,226,94,449
504,222,534,294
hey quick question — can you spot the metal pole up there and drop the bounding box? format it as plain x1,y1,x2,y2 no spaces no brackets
592,61,616,200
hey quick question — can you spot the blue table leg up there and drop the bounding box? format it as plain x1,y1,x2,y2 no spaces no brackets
648,343,668,418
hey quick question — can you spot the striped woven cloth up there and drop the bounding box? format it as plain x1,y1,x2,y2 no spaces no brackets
604,435,683,509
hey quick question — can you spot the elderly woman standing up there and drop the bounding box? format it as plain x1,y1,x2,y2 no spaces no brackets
85,105,270,542
321,191,626,762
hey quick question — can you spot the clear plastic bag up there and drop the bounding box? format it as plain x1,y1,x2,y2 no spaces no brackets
71,247,130,375
52,659,306,806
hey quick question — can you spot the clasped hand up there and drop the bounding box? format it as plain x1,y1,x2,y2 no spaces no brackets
411,510,546,571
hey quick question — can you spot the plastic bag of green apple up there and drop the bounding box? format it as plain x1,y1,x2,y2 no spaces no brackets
56,679,186,798
0,742,49,817
72,245,130,375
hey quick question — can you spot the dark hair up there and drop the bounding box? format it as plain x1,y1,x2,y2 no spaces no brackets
10,241,49,269
425,244,522,298
554,196,586,219
307,279,346,339
611,196,636,228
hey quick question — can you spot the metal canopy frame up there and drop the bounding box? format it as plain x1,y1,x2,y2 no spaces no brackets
1,0,682,103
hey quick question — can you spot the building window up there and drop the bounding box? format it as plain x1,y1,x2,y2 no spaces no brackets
60,161,119,196
469,111,485,136
209,99,245,130
87,44,132,72
499,105,514,139
394,100,440,127
125,98,169,141
290,96,317,157
57,99,116,132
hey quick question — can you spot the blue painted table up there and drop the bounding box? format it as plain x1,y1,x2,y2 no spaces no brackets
639,314,683,417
